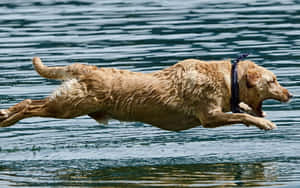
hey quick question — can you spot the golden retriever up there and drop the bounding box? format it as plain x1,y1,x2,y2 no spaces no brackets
0,57,292,131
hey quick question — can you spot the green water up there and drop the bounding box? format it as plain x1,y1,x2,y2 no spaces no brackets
0,0,299,187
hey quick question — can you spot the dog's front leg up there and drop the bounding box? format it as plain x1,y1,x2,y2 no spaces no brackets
199,111,276,130
239,102,267,117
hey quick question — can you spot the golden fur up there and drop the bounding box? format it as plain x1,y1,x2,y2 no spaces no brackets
0,57,292,131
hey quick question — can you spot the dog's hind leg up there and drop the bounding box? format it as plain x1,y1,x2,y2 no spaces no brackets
0,98,85,127
0,99,51,127
0,97,106,127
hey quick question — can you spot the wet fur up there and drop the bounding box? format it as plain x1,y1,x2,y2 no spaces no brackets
0,57,292,131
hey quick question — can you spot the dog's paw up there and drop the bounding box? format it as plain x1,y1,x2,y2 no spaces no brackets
239,102,267,117
239,102,252,112
0,109,9,121
256,119,277,130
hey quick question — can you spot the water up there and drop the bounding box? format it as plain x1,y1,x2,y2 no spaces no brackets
0,0,299,187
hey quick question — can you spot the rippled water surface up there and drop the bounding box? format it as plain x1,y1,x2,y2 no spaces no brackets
0,0,300,187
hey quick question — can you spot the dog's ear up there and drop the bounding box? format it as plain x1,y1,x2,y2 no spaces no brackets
246,68,260,88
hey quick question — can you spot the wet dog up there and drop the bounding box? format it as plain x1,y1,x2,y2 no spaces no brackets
0,57,292,131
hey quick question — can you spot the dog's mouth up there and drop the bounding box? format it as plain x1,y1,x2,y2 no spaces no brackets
251,92,293,117
239,101,266,117
251,102,265,117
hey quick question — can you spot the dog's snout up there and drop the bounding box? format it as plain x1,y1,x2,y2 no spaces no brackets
278,87,293,102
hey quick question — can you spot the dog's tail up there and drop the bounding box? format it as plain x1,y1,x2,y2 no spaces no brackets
33,57,97,80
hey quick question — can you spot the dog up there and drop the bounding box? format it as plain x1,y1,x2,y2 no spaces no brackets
0,57,292,131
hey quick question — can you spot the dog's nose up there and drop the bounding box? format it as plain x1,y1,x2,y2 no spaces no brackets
288,93,293,99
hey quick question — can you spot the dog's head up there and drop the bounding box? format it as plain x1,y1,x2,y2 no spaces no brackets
240,61,293,117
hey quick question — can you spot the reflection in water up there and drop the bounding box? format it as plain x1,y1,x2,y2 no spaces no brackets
54,163,280,187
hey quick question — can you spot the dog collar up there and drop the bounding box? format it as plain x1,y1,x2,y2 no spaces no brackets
230,53,249,113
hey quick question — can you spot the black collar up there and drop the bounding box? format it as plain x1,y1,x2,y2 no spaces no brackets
230,53,249,113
